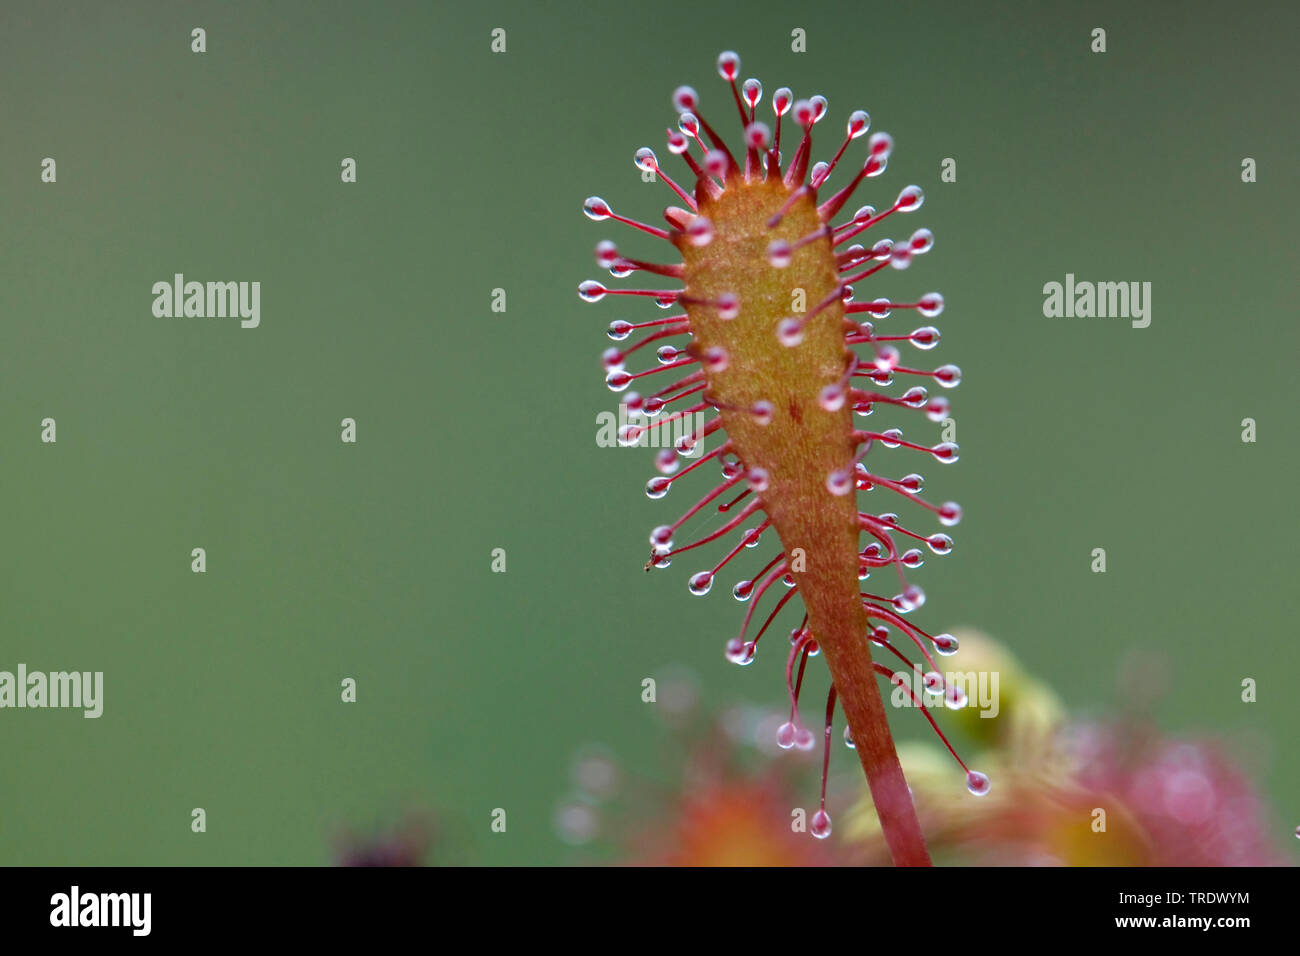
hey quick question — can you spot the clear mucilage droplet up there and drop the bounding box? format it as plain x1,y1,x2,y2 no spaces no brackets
645,477,670,499
810,809,832,839
932,633,960,656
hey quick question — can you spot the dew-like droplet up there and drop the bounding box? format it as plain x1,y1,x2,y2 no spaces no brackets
650,525,674,549
742,527,762,548
923,671,945,694
819,383,846,411
742,77,762,109
869,131,894,159
810,95,828,123
926,396,951,423
927,533,953,555
843,726,856,748
902,385,928,407
716,50,740,81
865,298,892,319
606,320,632,341
645,476,670,499
777,318,804,346
654,448,679,475
617,424,641,447
703,346,728,372
794,728,816,751
595,239,619,270
869,625,889,644
793,98,816,128
945,683,969,710
643,396,665,416
634,146,658,173
656,344,681,364
934,364,962,388
899,473,924,493
931,441,960,464
672,85,698,114
966,770,991,796
605,369,632,392
688,571,713,596
880,428,903,448
667,130,689,155
910,326,941,350
827,469,853,496
901,548,924,568
602,347,624,372
896,184,924,212
932,633,960,656
724,637,745,663
583,196,612,221
767,240,793,268
890,244,913,270
751,399,774,425
747,467,770,492
810,809,833,839
939,501,963,527
745,121,771,150
579,280,607,303
772,87,793,116
717,292,740,319
847,109,870,139
904,584,925,608
733,579,753,602
686,216,714,246
918,292,945,318
909,228,934,254
704,149,729,177
776,721,797,749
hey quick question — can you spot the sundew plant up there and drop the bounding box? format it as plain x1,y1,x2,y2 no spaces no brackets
580,51,979,867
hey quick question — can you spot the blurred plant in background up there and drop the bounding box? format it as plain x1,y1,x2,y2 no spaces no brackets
558,636,1291,866
844,630,1289,866
554,667,847,865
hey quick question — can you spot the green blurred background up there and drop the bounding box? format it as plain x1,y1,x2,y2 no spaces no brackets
1,0,1295,864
